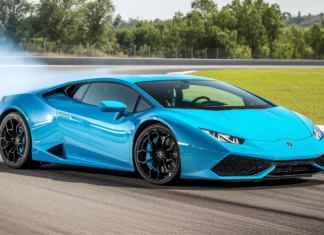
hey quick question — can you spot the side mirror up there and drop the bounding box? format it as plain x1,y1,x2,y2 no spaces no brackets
99,101,127,113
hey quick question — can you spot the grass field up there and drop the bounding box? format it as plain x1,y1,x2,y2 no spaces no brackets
192,68,324,124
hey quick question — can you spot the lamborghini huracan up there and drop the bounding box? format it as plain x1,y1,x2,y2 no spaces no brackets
0,75,324,184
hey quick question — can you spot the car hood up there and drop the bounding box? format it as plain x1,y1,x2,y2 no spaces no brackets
170,107,312,142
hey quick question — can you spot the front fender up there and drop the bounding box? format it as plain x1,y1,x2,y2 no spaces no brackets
133,109,228,153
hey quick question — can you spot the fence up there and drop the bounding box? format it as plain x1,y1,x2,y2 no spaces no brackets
1,41,235,59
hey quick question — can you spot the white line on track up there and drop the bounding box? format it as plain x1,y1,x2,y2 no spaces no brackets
167,70,197,75
0,65,110,68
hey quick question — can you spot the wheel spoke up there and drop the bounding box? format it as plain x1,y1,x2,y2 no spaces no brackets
6,119,13,131
154,129,160,146
1,137,14,143
161,135,170,147
155,161,161,181
6,128,14,137
137,158,154,165
165,142,175,152
148,163,157,179
0,137,14,150
137,149,152,155
0,137,4,147
162,159,172,173
166,158,177,165
9,144,16,154
6,119,15,136
12,146,18,163
147,133,158,150
5,145,16,162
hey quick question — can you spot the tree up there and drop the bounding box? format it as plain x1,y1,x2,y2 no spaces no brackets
78,0,115,55
297,11,302,25
116,28,134,55
288,25,312,59
262,3,284,58
306,24,324,59
0,0,32,42
214,6,237,30
191,0,217,18
133,23,162,54
113,14,122,28
231,0,267,58
1,0,324,60
34,0,84,50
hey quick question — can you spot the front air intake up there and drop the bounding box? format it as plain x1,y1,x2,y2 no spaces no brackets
314,154,324,167
212,155,272,176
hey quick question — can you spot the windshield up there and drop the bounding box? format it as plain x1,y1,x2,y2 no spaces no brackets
136,80,274,110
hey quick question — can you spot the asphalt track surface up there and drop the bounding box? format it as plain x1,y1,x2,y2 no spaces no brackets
0,65,324,235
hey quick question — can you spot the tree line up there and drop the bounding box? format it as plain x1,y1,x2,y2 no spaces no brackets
1,0,324,59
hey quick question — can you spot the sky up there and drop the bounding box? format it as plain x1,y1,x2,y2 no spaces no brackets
114,0,324,20
30,0,324,20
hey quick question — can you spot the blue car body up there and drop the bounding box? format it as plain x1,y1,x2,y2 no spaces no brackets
1,75,324,180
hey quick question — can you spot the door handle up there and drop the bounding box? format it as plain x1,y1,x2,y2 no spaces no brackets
57,112,71,120
58,112,84,123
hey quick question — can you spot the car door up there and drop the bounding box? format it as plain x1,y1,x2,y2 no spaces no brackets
56,82,141,166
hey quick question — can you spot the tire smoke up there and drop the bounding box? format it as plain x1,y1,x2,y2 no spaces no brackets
0,45,111,99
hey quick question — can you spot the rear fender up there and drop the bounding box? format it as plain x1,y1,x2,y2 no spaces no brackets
0,94,63,151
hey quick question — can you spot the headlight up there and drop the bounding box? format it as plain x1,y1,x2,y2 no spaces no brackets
200,128,245,144
314,125,323,141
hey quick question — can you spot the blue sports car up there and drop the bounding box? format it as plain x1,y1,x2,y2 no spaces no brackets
0,75,324,184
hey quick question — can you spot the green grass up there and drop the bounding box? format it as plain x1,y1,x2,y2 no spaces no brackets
192,68,324,124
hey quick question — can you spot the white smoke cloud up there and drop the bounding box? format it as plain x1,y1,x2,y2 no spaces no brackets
0,44,111,99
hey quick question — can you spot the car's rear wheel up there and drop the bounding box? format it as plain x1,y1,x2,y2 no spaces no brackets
0,112,38,169
134,124,180,185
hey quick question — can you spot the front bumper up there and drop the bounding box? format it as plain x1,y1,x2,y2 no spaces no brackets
179,136,324,181
212,154,324,178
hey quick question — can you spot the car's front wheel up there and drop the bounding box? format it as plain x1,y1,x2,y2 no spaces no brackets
134,124,181,185
0,112,38,169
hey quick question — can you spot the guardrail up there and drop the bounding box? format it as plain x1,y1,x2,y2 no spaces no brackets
1,56,324,66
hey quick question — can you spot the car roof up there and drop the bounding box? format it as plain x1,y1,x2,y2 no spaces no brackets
27,74,213,96
79,74,212,84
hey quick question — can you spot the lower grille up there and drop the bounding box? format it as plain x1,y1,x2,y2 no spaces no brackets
268,164,319,177
314,154,324,167
212,155,272,176
271,159,314,166
212,155,324,177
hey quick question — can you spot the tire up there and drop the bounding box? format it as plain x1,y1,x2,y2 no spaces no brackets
134,124,181,185
0,112,39,169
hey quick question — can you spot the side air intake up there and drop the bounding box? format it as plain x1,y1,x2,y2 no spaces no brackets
47,144,64,158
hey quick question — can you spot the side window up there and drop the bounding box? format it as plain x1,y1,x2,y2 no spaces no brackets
135,98,152,113
82,83,140,113
73,84,90,101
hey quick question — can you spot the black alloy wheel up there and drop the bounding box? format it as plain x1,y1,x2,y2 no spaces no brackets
0,112,37,169
134,124,180,185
